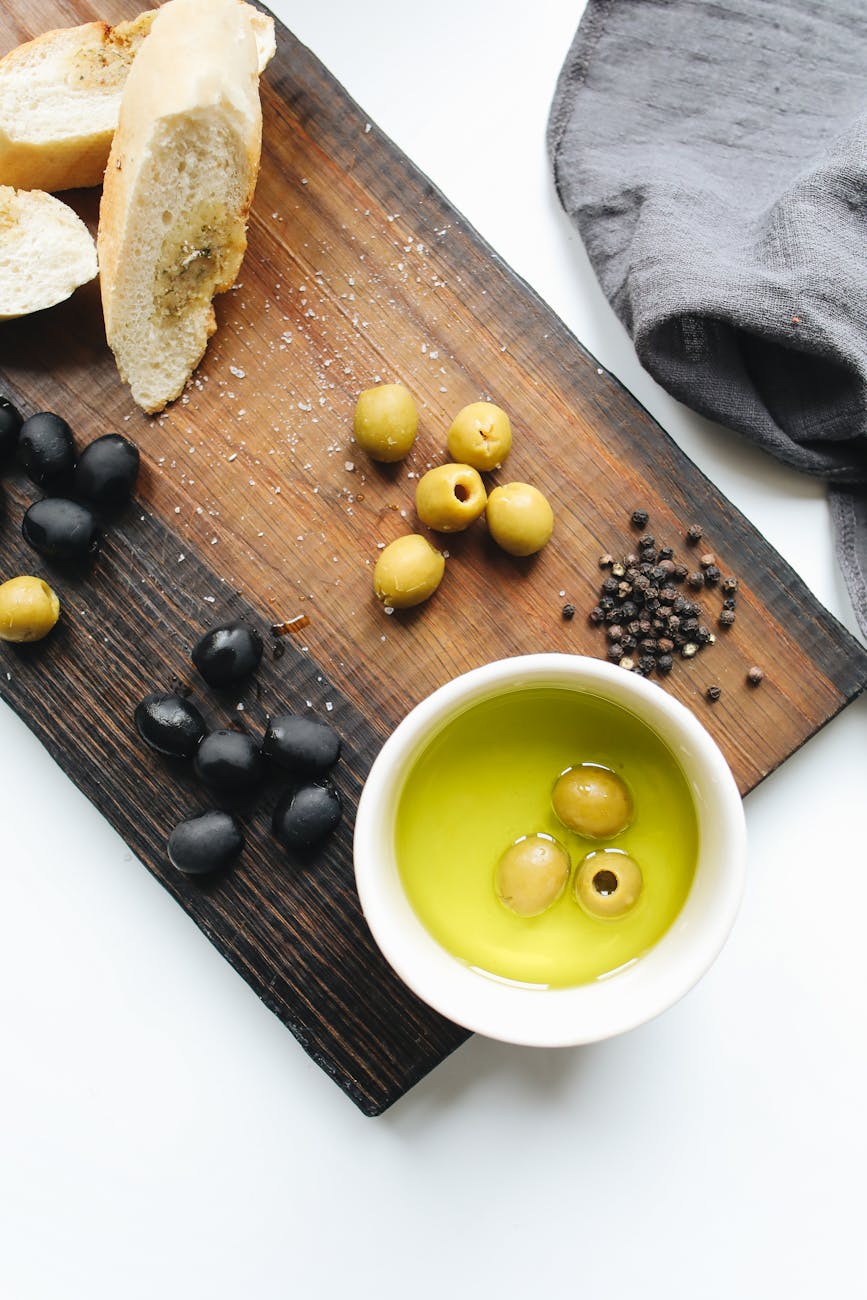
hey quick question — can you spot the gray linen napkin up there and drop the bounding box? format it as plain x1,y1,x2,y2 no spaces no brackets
548,0,867,637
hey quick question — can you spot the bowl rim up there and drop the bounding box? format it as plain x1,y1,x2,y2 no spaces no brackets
353,653,746,1047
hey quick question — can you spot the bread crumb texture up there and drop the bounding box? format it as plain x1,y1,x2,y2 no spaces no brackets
0,185,97,319
66,14,155,94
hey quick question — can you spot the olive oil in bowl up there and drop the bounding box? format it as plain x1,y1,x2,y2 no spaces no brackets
395,687,698,988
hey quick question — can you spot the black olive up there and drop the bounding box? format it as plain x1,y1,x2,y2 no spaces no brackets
263,713,341,777
0,395,22,461
134,692,206,759
22,497,100,562
167,810,244,875
272,780,342,851
191,621,263,687
73,434,140,510
18,412,76,488
193,729,264,799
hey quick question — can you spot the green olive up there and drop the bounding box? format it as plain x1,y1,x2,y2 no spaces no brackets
486,482,553,556
552,764,632,838
373,534,445,608
415,463,487,532
0,575,60,643
353,383,418,462
446,401,512,471
495,833,570,917
573,850,643,919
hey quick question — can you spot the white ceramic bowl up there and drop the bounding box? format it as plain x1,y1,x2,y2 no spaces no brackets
354,654,746,1046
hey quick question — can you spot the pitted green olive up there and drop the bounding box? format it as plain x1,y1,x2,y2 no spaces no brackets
0,575,60,643
415,463,487,532
573,850,643,919
446,401,512,471
495,833,570,917
373,534,445,608
552,764,632,838
353,384,418,462
486,482,554,556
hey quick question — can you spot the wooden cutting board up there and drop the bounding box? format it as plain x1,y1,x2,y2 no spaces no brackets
2,1,865,1115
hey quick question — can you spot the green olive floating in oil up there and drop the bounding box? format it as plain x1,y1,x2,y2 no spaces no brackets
552,763,633,839
495,832,570,917
573,849,643,919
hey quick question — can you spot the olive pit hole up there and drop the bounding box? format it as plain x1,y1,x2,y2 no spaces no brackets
592,869,619,896
454,483,469,501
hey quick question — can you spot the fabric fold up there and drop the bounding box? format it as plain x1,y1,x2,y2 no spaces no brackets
549,0,867,636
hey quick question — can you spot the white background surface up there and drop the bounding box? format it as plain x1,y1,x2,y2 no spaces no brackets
2,2,866,1297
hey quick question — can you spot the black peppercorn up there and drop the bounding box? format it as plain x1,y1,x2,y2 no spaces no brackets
747,665,764,686
718,609,736,627
722,576,739,594
599,597,615,613
657,655,673,674
599,553,615,569
638,655,656,675
723,597,736,610
704,565,721,585
658,637,674,654
621,634,637,650
601,576,619,596
686,524,703,544
627,620,642,636
562,603,576,620
589,606,605,625
607,624,624,642
700,553,717,569
631,509,649,529
660,585,677,604
658,547,674,561
687,571,704,589
624,553,639,568
607,644,624,663
673,564,689,582
620,601,638,620
638,534,655,549
706,685,722,703
696,625,712,644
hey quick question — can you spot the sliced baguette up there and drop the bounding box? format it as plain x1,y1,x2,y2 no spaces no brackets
0,185,97,320
0,4,274,193
98,0,263,413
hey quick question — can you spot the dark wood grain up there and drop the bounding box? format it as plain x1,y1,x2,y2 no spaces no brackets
1,1,866,1113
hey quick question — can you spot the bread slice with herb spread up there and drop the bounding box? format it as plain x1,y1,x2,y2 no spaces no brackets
98,0,264,413
0,185,97,320
0,4,274,193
